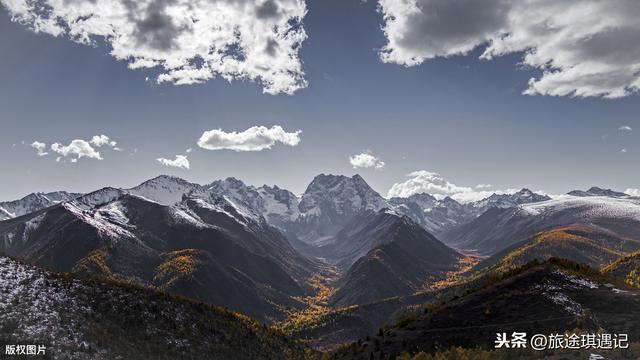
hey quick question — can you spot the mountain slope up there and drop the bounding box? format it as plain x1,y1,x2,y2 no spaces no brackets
476,224,640,272
442,195,640,255
468,188,551,215
0,191,81,220
327,210,461,307
568,186,629,198
388,189,550,235
604,251,640,288
333,260,640,359
0,190,316,321
0,256,311,360
389,195,474,235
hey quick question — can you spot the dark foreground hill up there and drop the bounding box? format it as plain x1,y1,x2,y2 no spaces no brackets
330,260,640,359
0,256,313,360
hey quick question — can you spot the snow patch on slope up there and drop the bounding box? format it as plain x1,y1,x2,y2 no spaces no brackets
63,202,135,239
521,196,640,220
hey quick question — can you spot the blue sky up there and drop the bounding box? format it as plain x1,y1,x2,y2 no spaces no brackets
1,0,639,201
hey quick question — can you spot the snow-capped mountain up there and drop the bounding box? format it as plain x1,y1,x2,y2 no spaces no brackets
0,186,315,321
0,191,81,220
442,195,640,255
389,195,473,234
204,177,300,229
567,186,629,198
388,188,551,235
256,185,301,227
294,174,388,244
128,175,204,205
469,188,551,214
298,174,387,216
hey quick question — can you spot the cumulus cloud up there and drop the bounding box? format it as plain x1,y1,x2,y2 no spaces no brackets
1,0,308,95
157,155,190,169
378,0,640,98
349,152,385,170
197,125,301,151
90,135,119,148
387,170,518,203
387,171,473,198
30,141,48,156
51,140,103,161
619,125,633,131
621,148,628,153
44,134,120,162
475,183,492,189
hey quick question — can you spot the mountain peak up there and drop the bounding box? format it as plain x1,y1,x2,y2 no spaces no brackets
0,191,80,220
146,174,190,184
129,176,201,205
568,187,628,198
295,174,387,243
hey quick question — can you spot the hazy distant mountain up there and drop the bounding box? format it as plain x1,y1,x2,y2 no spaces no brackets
468,188,551,214
0,256,309,360
389,188,550,235
0,191,81,220
442,195,640,255
568,186,629,198
389,195,475,234
327,209,461,307
0,181,316,321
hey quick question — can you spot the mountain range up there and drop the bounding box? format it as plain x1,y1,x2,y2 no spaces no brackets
1,174,640,357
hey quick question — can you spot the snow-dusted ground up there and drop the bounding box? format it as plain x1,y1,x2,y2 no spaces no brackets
0,256,101,358
535,270,626,318
520,195,640,220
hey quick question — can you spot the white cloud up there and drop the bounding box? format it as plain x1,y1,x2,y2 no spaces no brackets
197,125,301,152
45,134,120,162
621,148,628,153
157,155,190,170
378,0,640,98
90,135,111,147
387,170,519,203
51,140,103,161
625,188,640,197
619,125,633,131
387,170,473,198
1,0,308,95
30,141,48,156
475,183,492,189
349,152,385,170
